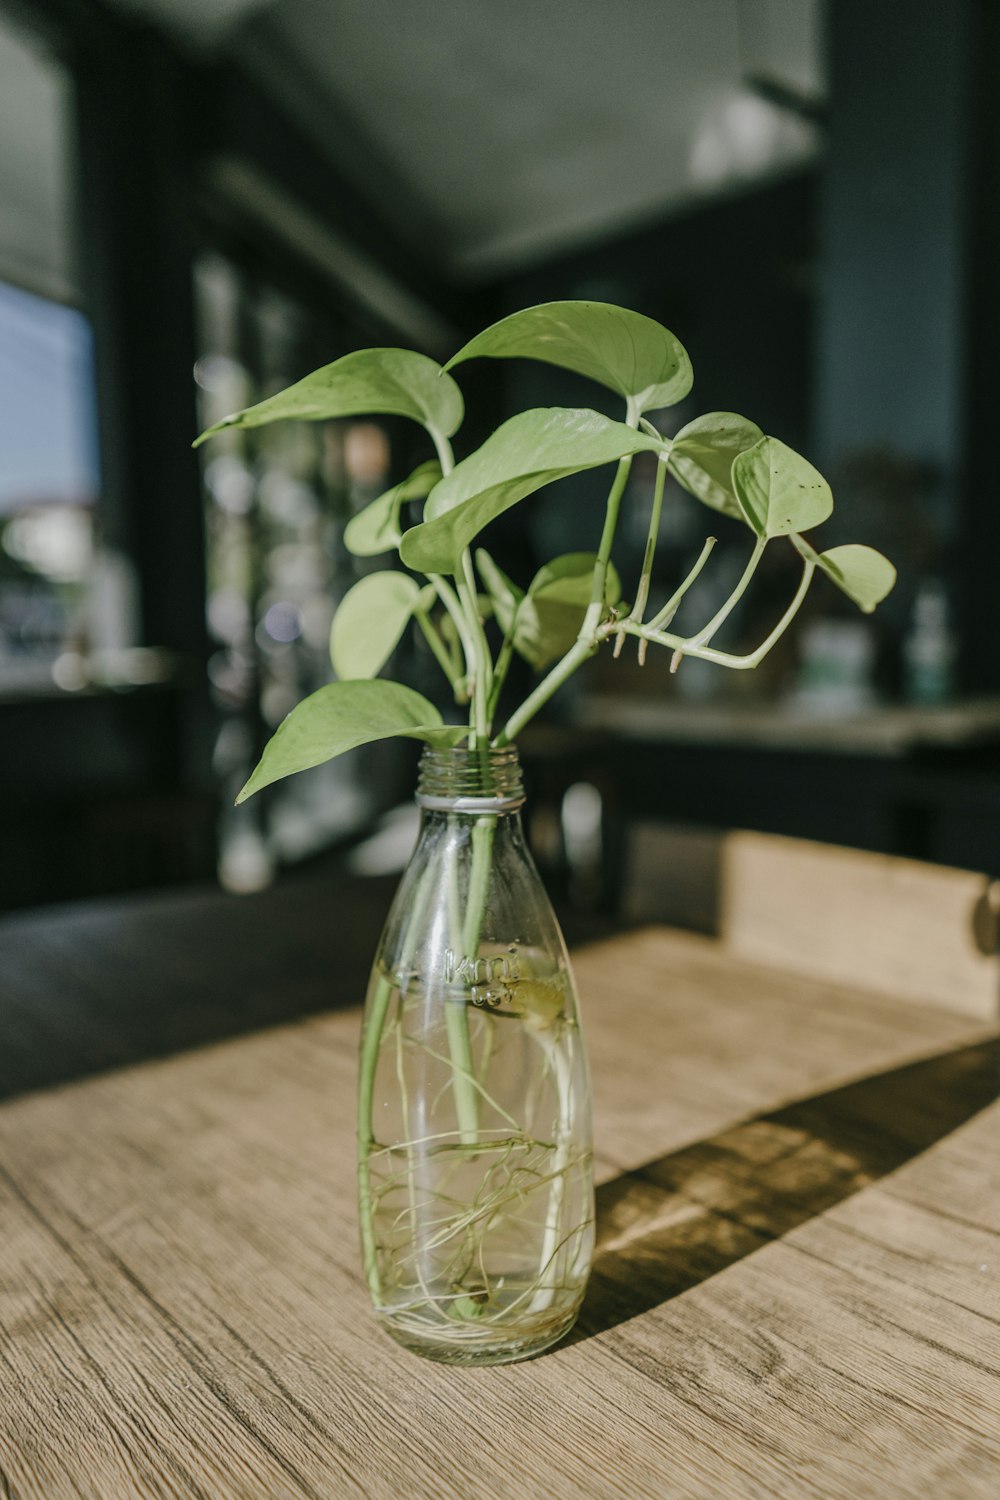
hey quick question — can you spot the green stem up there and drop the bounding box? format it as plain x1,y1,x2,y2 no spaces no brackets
611,556,815,670
425,433,482,709
527,1028,576,1313
629,451,669,625
682,534,767,651
429,427,455,479
358,810,503,1294
737,556,815,666
645,535,718,630
357,855,439,1300
414,605,459,691
463,814,496,956
445,1003,480,1144
357,972,393,1299
444,833,479,1143
459,550,492,745
613,448,669,660
487,629,516,720
444,812,497,1143
495,409,639,745
579,451,637,640
430,573,476,691
494,637,595,746
634,532,718,666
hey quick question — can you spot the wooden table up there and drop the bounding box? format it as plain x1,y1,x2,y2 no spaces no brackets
1,915,998,1498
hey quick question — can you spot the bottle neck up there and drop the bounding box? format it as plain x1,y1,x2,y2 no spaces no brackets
416,745,525,816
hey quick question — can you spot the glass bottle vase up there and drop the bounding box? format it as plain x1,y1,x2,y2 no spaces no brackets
356,745,594,1365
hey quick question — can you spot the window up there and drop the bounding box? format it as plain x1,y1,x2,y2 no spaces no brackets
195,251,402,890
0,11,131,694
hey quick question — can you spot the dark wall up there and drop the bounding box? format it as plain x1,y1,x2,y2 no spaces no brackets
815,0,1000,691
492,169,818,452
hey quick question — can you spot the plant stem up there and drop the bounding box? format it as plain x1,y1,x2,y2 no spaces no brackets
429,426,455,479
578,402,639,640
494,457,626,741
739,555,815,666
444,812,498,1144
430,573,476,691
493,637,595,746
645,535,718,631
445,1001,481,1144
527,1028,575,1313
444,837,477,1141
459,550,493,745
610,555,816,670
462,814,496,957
636,533,718,665
487,629,516,720
682,534,767,651
426,429,485,715
629,452,669,626
414,605,460,691
357,862,439,1300
357,971,393,1299
613,449,669,659
495,409,640,745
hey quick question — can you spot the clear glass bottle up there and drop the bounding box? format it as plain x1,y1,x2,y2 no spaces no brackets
357,745,594,1365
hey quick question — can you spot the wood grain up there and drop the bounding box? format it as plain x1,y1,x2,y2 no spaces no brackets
721,831,1000,1020
0,926,997,1498
0,871,620,1104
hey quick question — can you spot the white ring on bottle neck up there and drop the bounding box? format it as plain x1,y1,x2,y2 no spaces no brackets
416,792,525,813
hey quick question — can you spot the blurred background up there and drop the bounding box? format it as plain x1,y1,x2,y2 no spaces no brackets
2,0,999,918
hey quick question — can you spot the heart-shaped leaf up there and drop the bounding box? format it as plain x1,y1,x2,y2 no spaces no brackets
668,412,764,520
793,538,897,613
445,300,693,413
513,552,622,670
194,349,464,447
330,572,422,679
732,436,833,538
475,548,524,634
343,460,441,557
237,680,465,803
400,408,660,573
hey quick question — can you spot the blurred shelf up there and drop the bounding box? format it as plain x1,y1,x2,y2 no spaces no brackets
574,695,1000,757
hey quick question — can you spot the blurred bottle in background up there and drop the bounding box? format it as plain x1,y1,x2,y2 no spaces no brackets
902,578,955,705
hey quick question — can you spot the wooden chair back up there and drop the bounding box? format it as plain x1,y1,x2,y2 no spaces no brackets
719,831,1000,1020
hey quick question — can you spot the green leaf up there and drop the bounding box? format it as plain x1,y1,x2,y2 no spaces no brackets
793,538,897,613
732,436,833,538
513,553,622,670
236,680,465,803
330,572,422,679
445,300,693,414
475,548,523,634
399,408,660,573
668,412,764,520
343,460,441,557
194,349,463,447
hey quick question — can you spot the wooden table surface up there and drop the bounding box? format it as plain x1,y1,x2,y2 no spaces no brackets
1,910,998,1498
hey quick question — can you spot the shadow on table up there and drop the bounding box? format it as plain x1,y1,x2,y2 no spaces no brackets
570,1037,1000,1345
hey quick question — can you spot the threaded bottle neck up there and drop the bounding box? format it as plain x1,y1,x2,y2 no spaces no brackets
416,745,525,813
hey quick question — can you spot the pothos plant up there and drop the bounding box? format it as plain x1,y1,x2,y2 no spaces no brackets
196,299,896,788
196,301,895,1354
